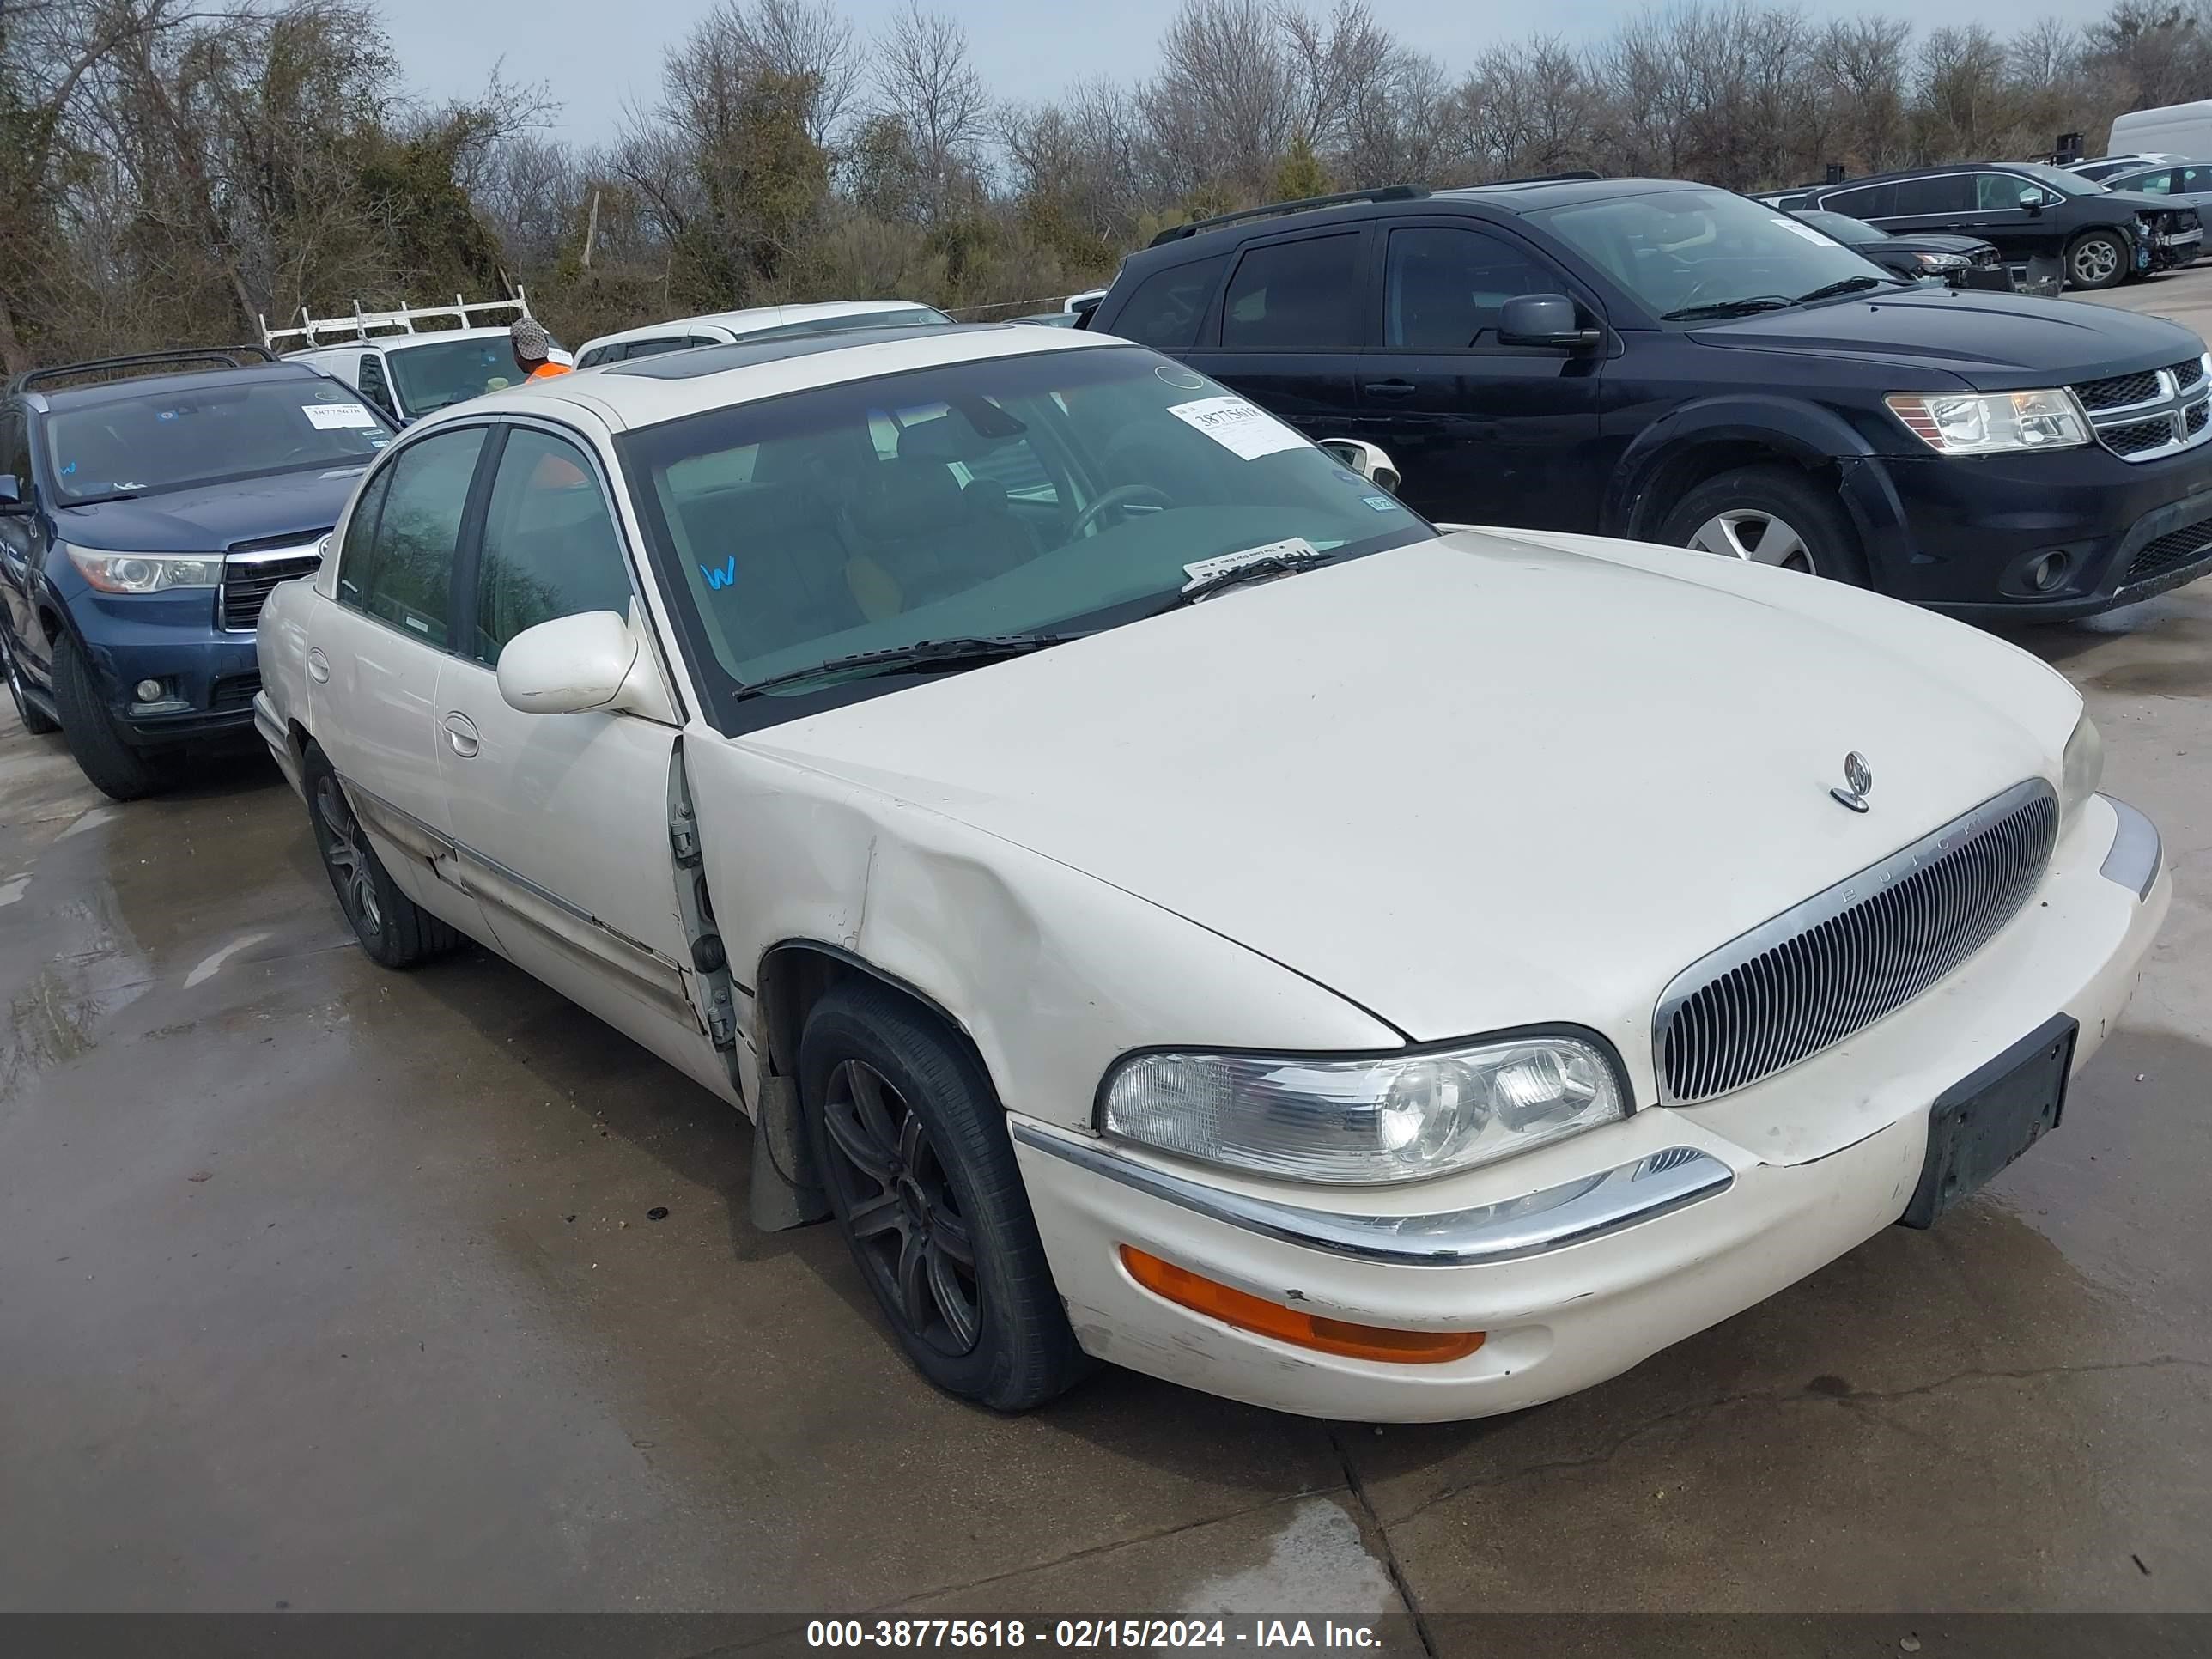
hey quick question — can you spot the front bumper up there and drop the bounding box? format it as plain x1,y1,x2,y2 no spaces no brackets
1864,442,2212,619
1012,794,2167,1421
70,597,262,749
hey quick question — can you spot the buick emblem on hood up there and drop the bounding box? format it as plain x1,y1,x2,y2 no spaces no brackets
1831,751,1873,814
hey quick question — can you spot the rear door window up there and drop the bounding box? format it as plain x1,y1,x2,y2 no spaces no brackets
337,427,486,647
1109,255,1229,349
1822,182,1898,218
1221,234,1364,349
1893,175,1973,215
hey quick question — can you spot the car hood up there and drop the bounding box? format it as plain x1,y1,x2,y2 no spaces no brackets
55,465,368,552
1693,287,2204,387
1874,232,1996,256
738,532,2073,1067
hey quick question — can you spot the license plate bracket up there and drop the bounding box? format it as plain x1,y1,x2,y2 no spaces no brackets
1900,1014,2076,1229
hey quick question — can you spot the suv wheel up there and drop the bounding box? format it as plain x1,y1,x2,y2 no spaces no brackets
2066,230,2129,290
1659,465,1870,587
52,635,171,799
3,634,59,736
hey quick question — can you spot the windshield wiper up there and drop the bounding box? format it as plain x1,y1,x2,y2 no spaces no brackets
1660,295,1795,320
1796,275,1892,303
1169,544,1331,607
61,488,144,506
732,634,1087,699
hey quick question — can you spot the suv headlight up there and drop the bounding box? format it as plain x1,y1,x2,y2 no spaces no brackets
1100,1032,1629,1183
2061,708,2103,828
1912,252,1971,272
66,547,222,593
1885,390,2090,454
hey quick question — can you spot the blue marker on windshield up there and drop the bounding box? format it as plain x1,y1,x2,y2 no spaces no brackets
702,556,737,591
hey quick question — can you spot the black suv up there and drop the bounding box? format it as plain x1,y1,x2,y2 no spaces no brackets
1084,178,2212,620
1768,161,2200,291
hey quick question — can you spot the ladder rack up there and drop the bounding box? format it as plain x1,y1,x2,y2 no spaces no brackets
259,291,532,352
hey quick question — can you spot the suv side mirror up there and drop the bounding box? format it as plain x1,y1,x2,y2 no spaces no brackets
0,473,27,513
2019,188,2044,213
1498,294,1602,349
1317,439,1402,494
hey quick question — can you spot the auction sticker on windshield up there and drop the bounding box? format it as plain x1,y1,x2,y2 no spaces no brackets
1167,394,1306,460
302,403,379,429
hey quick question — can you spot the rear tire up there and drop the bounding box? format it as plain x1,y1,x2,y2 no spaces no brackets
1658,465,1871,588
52,635,169,799
800,981,1089,1412
2065,230,2130,291
302,742,460,969
3,633,59,736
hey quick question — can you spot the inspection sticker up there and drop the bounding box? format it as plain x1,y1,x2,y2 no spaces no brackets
1167,394,1306,460
302,402,378,429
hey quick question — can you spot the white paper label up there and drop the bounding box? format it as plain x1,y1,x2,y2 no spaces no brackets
303,402,377,429
1182,537,1318,590
1771,216,1834,244
1167,395,1306,460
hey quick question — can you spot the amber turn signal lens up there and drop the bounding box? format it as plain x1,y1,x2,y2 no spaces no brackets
1118,1245,1484,1364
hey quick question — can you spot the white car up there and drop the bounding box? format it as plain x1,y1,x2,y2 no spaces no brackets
573,301,952,369
253,324,2169,1421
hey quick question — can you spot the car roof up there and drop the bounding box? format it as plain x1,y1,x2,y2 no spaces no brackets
414,322,1117,436
578,301,941,357
30,360,322,412
1814,161,2049,187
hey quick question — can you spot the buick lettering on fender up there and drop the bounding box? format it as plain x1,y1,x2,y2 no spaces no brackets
254,322,2169,1420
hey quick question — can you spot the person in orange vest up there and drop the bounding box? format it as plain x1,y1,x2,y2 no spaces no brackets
510,317,570,381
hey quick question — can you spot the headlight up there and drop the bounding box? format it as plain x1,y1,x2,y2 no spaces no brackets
1885,390,2091,454
2060,708,2103,828
66,547,222,593
1912,252,1971,271
1099,1033,1629,1183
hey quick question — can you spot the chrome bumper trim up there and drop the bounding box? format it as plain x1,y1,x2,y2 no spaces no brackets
2099,793,2162,902
1010,1122,1734,1267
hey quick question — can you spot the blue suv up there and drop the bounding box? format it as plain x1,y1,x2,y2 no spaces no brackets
1,349,394,798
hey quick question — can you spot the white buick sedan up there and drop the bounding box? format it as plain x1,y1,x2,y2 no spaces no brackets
255,323,2169,1420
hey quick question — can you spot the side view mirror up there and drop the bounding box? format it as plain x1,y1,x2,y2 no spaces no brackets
497,609,637,716
1317,438,1402,494
2019,188,2044,213
0,473,27,513
1498,293,1603,350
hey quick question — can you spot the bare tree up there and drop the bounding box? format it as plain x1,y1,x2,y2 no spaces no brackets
868,2,988,220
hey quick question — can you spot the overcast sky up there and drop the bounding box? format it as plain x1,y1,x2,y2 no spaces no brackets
374,0,2121,146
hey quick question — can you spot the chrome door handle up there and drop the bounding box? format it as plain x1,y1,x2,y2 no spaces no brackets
442,713,480,757
1363,380,1418,398
307,647,330,684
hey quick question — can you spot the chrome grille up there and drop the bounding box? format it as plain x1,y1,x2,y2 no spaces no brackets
1656,781,2057,1105
217,544,324,632
2073,358,2212,463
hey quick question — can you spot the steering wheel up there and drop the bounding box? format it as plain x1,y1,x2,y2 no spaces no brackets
1072,483,1174,539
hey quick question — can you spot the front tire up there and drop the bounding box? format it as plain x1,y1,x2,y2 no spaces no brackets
799,981,1088,1411
2066,230,2130,291
52,635,169,799
302,742,459,969
1659,465,1871,587
3,633,59,736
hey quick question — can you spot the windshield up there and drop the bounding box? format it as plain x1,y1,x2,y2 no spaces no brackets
1797,210,1887,246
618,344,1431,714
46,377,394,504
1529,187,1895,319
386,336,534,416
2012,163,2103,197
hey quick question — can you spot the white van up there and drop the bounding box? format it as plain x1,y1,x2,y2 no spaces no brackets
261,295,572,424
2110,100,2212,162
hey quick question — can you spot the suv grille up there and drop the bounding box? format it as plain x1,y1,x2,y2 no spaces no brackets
2124,517,2212,585
218,545,324,631
1656,781,2057,1105
2072,358,2212,462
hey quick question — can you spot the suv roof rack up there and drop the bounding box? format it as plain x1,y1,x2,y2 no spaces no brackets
1470,170,1604,187
9,345,278,396
1147,185,1429,247
259,291,532,352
